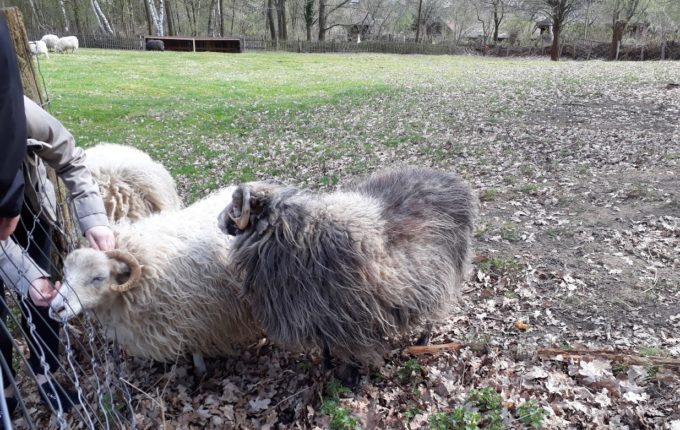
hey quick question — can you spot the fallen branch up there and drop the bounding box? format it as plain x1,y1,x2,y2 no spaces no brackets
538,348,680,369
403,342,465,356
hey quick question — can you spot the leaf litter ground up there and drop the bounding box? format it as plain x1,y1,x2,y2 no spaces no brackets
20,54,680,429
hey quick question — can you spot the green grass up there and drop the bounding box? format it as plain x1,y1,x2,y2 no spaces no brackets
37,49,554,200
35,49,678,202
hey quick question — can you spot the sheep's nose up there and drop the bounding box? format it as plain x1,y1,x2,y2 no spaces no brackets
49,305,65,320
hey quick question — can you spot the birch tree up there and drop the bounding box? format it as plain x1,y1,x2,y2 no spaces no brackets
91,0,115,34
146,0,165,35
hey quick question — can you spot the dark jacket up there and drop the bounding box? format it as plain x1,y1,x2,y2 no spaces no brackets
0,16,26,217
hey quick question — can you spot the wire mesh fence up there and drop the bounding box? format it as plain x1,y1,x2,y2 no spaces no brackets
0,171,135,429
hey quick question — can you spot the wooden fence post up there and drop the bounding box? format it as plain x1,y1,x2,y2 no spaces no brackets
2,6,80,276
1,7,44,105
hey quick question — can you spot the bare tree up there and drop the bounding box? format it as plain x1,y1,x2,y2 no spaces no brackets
304,0,315,40
415,0,423,41
146,0,165,35
267,0,277,38
91,0,114,33
607,0,648,60
646,0,680,59
276,0,287,39
524,0,584,60
58,0,71,31
489,0,505,41
318,0,351,40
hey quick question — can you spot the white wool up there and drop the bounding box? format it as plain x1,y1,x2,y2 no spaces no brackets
41,34,59,51
85,143,183,222
51,187,260,361
29,40,49,59
55,36,79,53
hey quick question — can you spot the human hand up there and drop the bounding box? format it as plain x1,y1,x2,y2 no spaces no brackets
85,225,115,251
0,215,20,240
29,278,57,307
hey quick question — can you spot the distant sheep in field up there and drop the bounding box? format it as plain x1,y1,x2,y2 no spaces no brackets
50,187,260,373
55,36,79,53
29,40,49,59
84,144,182,222
145,40,165,51
219,167,476,379
41,34,59,51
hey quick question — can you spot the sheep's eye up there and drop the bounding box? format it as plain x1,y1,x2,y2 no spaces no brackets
92,276,106,283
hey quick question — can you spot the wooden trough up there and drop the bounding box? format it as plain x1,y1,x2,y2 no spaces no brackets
144,35,243,53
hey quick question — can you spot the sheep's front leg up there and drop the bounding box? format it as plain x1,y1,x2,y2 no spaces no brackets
192,352,207,376
322,343,333,370
415,321,433,346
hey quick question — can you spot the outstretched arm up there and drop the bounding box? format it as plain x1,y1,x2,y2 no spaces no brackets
23,97,115,251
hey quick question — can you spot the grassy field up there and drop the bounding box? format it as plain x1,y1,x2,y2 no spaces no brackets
41,49,676,200
30,49,680,429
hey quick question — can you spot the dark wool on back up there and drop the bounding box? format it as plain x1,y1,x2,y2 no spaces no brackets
219,167,476,365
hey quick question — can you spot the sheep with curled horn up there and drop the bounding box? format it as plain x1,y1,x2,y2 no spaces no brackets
218,167,476,381
50,187,260,374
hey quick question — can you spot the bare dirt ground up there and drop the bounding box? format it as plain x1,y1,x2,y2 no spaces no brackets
17,57,680,430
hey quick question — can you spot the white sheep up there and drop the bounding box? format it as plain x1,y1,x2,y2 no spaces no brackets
29,40,49,59
41,34,59,51
50,187,260,373
55,36,79,54
84,144,183,222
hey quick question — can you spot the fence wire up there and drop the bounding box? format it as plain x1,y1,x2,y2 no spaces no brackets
0,167,135,429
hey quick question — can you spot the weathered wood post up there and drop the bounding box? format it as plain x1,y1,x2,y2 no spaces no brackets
2,7,80,277
0,7,44,104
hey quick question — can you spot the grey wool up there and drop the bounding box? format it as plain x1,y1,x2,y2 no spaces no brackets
219,167,476,365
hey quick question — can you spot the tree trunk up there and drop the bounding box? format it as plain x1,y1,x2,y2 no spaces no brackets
166,0,175,36
550,22,560,61
608,19,626,60
493,6,501,42
91,0,114,34
304,0,314,41
219,0,225,36
208,0,216,35
230,0,236,34
146,0,165,36
267,0,277,40
72,0,83,34
277,0,287,40
415,0,422,42
317,0,325,40
661,38,666,60
143,0,153,34
59,0,71,32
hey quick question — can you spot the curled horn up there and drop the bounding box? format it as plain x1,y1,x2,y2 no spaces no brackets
105,250,142,293
229,186,251,231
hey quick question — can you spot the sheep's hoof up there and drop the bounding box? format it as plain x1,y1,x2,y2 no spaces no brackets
333,363,361,388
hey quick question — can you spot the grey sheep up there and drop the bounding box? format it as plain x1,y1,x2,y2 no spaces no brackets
218,167,476,375
146,40,165,51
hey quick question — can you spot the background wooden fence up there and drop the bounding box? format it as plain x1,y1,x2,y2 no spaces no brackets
22,30,680,60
